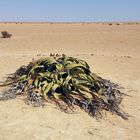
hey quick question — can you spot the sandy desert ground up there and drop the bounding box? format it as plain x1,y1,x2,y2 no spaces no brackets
0,23,140,140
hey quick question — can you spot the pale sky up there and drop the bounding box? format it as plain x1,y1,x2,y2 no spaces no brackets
0,0,140,22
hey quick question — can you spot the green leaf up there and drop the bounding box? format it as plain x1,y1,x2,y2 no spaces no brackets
51,84,59,92
43,82,54,96
53,92,62,99
18,75,27,81
65,63,87,72
34,78,39,87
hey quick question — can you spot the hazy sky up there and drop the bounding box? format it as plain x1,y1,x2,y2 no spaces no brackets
0,0,140,22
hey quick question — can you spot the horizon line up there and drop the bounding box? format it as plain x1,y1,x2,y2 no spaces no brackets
0,20,140,23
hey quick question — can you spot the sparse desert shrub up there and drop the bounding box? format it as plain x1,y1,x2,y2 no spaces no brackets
108,23,112,26
1,31,12,38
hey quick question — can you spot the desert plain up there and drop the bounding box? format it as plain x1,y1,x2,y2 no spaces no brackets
0,23,140,140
